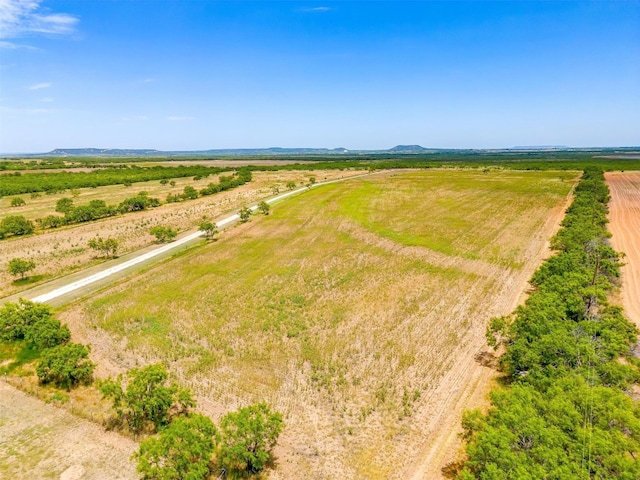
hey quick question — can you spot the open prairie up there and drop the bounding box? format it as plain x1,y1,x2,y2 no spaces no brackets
0,169,356,298
606,171,640,327
57,169,576,479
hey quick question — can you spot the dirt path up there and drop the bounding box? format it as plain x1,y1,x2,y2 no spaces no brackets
0,381,137,480
606,172,640,327
401,180,577,479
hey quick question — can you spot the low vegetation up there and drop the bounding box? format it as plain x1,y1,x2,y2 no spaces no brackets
0,165,231,196
150,225,178,243
0,300,95,389
70,170,576,477
88,236,119,258
8,257,36,280
100,363,283,479
2,171,252,241
458,168,640,479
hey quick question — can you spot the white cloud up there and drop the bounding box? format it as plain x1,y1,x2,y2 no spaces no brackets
0,39,37,49
27,81,50,90
167,116,194,121
0,0,79,39
301,7,331,13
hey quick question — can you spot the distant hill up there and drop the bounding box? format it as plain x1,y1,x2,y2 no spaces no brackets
6,145,634,158
45,145,433,156
49,148,161,156
388,145,431,153
509,146,569,150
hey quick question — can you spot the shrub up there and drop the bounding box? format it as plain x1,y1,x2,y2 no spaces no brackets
36,343,95,390
219,403,284,474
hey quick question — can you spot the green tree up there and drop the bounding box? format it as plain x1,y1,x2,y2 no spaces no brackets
135,414,218,480
257,201,270,215
88,236,119,258
0,215,35,238
8,257,35,280
36,343,95,390
0,299,53,341
10,197,26,207
199,221,218,240
219,403,284,474
24,317,71,349
239,207,252,223
182,185,198,200
308,176,316,185
150,226,178,243
285,181,296,190
55,197,74,214
99,363,194,434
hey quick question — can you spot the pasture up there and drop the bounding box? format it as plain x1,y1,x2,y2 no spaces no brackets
0,169,355,297
58,169,577,479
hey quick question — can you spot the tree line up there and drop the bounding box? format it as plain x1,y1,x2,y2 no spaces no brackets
457,168,640,479
0,170,252,239
0,165,232,196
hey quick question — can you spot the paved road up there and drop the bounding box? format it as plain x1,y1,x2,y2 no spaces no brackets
28,173,373,304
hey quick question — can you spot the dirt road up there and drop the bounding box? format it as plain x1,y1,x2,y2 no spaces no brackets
606,172,640,327
0,381,137,479
13,173,372,305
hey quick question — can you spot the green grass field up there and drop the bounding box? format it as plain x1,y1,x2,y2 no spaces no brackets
62,169,576,478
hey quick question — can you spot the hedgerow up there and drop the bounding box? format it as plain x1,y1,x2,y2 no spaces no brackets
460,168,640,479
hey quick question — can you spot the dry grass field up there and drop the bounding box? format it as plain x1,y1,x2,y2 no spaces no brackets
56,169,577,479
0,169,356,298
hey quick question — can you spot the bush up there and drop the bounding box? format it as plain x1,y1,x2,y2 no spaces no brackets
239,207,251,223
10,197,25,207
36,343,95,390
99,363,194,434
118,193,160,213
219,403,284,474
150,226,177,243
0,299,52,341
135,414,218,480
88,236,119,258
0,215,34,238
24,317,71,349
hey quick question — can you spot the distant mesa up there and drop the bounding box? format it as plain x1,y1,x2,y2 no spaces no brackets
42,146,434,157
49,148,161,156
509,145,569,150
388,145,430,152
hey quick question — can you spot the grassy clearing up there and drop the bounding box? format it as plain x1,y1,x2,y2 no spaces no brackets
61,169,576,479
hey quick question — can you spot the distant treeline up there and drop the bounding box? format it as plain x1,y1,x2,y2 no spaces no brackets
2,151,640,174
457,168,640,479
0,165,231,196
1,170,251,238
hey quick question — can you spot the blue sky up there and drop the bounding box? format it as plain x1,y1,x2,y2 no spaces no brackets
1,0,638,153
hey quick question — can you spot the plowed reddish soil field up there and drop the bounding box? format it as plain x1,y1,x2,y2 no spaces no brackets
606,172,640,327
